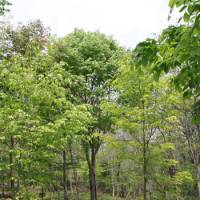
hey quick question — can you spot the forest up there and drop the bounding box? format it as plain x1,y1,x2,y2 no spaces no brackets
0,0,200,199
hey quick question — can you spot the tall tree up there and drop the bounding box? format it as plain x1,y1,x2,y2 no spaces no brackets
0,50,92,199
49,29,121,200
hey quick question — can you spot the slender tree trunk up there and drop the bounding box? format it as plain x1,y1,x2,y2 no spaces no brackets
57,185,61,200
142,101,147,200
69,143,80,200
197,164,200,199
41,187,45,200
17,153,22,200
143,141,147,200
116,163,120,197
10,136,15,200
17,179,20,199
112,185,115,198
63,149,69,200
2,175,5,197
111,165,115,198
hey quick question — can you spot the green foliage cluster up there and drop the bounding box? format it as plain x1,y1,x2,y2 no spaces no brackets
0,0,11,15
0,1,199,200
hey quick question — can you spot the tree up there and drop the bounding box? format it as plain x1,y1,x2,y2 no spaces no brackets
102,53,193,200
0,20,50,59
0,49,92,199
131,1,200,197
133,12,200,197
49,29,121,200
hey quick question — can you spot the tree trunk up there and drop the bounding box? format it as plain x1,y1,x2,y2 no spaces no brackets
17,153,23,200
143,141,147,200
85,145,97,200
10,136,15,200
111,165,115,198
142,101,147,200
69,143,80,200
2,175,5,197
63,149,69,200
197,164,200,199
89,147,97,200
116,163,120,197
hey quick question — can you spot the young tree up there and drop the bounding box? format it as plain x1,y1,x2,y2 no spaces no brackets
133,22,200,198
102,53,193,199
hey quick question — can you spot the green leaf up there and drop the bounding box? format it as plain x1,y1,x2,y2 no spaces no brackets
169,0,175,7
183,12,190,22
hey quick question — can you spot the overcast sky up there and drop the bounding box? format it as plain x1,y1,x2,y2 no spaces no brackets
9,0,177,48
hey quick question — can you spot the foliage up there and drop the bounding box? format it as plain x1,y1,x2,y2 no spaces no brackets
0,0,11,15
169,0,200,30
0,20,50,59
0,1,199,199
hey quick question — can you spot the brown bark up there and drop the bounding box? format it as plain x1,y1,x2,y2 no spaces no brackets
85,145,98,200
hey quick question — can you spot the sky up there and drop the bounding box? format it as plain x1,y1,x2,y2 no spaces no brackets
9,0,177,48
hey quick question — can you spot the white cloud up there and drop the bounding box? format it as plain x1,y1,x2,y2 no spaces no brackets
9,0,172,47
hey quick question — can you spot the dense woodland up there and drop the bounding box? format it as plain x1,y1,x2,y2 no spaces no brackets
0,0,200,199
